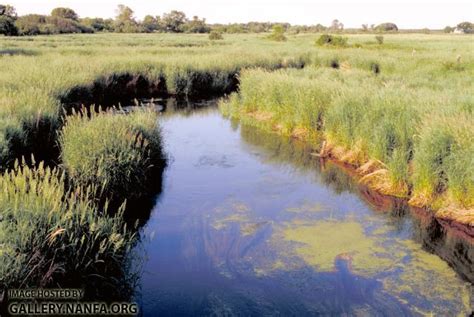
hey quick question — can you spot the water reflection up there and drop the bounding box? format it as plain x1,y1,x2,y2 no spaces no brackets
137,103,473,316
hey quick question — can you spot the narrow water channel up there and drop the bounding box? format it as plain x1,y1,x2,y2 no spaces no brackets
135,100,473,316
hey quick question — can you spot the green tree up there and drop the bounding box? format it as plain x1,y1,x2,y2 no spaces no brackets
142,15,161,33
0,3,17,35
456,21,473,33
0,4,16,17
0,15,17,35
330,19,344,32
162,10,187,33
183,16,210,33
81,18,115,32
114,5,139,33
51,7,79,21
116,4,134,22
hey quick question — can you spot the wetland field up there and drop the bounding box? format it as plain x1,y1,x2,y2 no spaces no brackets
0,31,473,315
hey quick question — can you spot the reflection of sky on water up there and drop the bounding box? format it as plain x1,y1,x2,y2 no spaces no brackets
137,105,472,316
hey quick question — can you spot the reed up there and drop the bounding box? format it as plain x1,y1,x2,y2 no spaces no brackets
221,34,473,210
59,108,164,204
0,161,135,292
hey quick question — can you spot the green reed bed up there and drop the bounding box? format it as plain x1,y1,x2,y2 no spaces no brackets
0,33,308,291
221,45,474,210
60,108,164,204
0,37,307,168
0,162,135,292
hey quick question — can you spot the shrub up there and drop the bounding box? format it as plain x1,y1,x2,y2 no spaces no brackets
371,62,381,74
375,22,398,32
329,59,340,69
209,30,223,40
267,24,287,41
444,26,454,33
15,14,93,35
14,14,45,35
0,162,136,292
375,35,384,44
60,108,164,204
316,34,348,47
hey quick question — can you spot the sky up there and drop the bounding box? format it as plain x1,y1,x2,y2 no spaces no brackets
6,0,474,29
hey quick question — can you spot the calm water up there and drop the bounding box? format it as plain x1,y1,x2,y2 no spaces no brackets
135,100,473,316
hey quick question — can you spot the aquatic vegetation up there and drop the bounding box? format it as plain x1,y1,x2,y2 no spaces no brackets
0,162,135,293
382,239,473,315
282,220,393,275
269,216,472,314
60,108,164,204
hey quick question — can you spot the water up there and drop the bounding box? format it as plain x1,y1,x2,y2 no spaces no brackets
135,100,473,316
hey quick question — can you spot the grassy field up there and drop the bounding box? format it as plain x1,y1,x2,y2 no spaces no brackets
0,32,472,289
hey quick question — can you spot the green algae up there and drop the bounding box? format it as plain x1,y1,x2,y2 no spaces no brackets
282,220,393,275
381,239,473,315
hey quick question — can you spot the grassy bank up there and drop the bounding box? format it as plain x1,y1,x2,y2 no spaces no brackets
0,33,307,169
0,33,307,290
0,107,163,292
220,34,473,219
60,108,164,205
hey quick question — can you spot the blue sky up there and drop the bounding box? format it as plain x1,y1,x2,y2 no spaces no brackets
7,0,474,28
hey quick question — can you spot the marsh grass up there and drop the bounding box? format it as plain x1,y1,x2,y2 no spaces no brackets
0,161,136,295
60,107,164,206
222,37,474,209
0,33,472,289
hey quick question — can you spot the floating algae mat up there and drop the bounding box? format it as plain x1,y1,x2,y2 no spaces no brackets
280,220,394,274
136,102,472,316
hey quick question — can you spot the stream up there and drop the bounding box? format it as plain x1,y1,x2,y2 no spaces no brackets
134,99,473,316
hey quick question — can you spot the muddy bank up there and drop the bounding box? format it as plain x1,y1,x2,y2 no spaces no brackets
318,141,474,240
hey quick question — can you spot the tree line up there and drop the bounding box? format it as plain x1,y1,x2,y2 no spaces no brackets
1,4,472,36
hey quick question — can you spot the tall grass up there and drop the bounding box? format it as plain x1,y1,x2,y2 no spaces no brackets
221,36,474,210
0,33,308,169
0,161,135,293
60,108,164,205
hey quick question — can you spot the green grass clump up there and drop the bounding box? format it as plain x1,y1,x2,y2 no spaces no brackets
209,31,223,40
60,108,163,204
412,115,474,208
0,161,135,292
316,34,348,47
